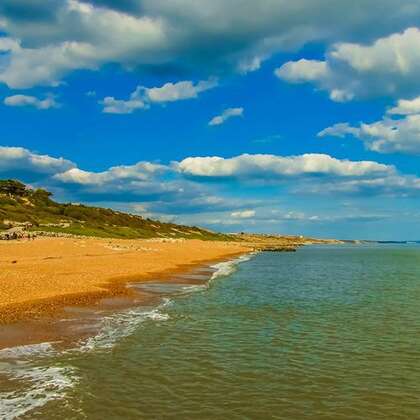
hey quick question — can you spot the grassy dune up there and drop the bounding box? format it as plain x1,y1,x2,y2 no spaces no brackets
0,179,233,241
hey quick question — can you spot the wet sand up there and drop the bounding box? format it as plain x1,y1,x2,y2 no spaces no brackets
0,237,249,325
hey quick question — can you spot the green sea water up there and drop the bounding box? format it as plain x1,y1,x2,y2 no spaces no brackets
2,244,420,419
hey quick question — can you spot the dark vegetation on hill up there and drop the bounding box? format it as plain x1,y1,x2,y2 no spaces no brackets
0,180,234,240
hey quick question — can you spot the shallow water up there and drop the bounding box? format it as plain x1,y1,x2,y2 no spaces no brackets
2,245,420,419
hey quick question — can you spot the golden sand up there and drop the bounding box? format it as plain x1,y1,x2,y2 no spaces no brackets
0,237,249,323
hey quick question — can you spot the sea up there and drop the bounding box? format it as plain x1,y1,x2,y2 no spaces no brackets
1,244,420,419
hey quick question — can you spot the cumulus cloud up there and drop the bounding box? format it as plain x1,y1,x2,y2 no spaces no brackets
4,94,58,109
231,209,255,218
145,79,217,103
54,161,167,185
135,195,253,217
52,152,402,204
300,173,420,196
1,1,420,87
319,97,420,154
0,147,408,195
388,96,420,115
101,95,146,114
0,146,75,178
182,208,393,232
317,123,361,139
0,146,202,208
275,59,328,83
209,107,244,126
177,153,393,179
276,27,420,101
51,160,190,202
100,79,216,114
0,146,176,201
0,1,167,88
239,209,389,224
2,145,420,231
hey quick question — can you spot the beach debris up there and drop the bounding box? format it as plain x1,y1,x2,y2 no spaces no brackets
0,227,36,241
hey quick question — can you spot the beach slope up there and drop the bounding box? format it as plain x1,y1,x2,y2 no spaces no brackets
0,237,249,323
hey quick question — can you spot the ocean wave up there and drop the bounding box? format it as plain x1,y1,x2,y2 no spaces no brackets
130,282,207,295
0,253,255,418
210,252,255,281
72,253,255,353
0,362,77,420
77,299,171,352
0,304,170,418
0,300,172,418
180,284,208,293
0,342,57,361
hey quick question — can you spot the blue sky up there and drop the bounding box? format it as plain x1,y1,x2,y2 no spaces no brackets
1,1,420,239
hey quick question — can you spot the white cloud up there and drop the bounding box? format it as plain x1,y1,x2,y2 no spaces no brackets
301,174,420,196
4,94,58,110
0,37,19,52
317,123,361,139
231,209,255,218
177,153,393,178
53,170,185,200
2,1,420,88
275,59,328,83
276,27,420,101
0,39,100,89
319,96,420,154
209,107,244,126
100,79,216,114
2,145,420,230
145,79,217,103
0,146,74,175
0,2,167,88
0,146,174,200
54,161,167,185
50,158,208,204
324,116,420,155
101,95,146,114
177,208,394,232
388,96,420,115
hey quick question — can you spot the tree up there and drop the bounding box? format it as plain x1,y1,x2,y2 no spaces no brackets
0,180,28,196
33,188,53,202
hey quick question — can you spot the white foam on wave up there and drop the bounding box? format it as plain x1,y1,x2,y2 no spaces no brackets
210,252,255,281
77,298,171,352
0,341,79,419
0,253,255,418
75,254,254,354
0,360,77,420
0,342,57,361
0,299,172,417
180,284,208,293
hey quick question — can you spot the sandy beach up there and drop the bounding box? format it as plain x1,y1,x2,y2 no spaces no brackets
0,237,249,324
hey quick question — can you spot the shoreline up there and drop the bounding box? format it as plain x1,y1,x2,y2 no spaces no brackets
0,250,248,324
0,237,251,348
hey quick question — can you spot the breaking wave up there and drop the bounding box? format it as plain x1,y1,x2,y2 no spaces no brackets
210,253,255,281
0,347,77,419
77,299,171,352
0,302,171,418
0,253,255,418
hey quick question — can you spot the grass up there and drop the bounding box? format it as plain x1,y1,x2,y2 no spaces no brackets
0,179,235,241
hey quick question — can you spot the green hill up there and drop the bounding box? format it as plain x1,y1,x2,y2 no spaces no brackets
0,179,234,241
